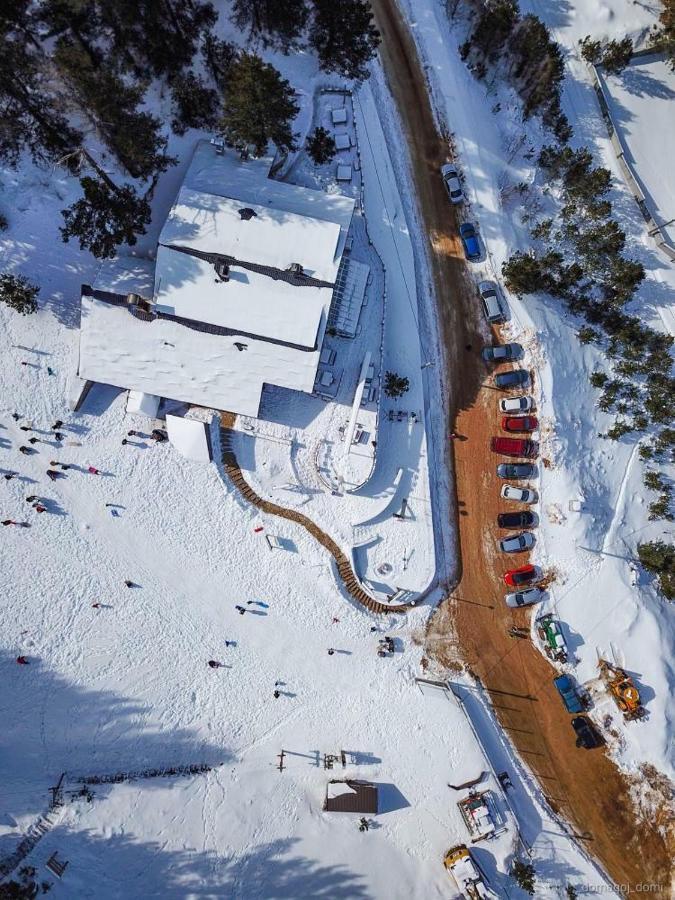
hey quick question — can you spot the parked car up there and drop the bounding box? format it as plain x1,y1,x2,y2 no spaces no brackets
501,483,538,502
505,587,543,608
490,437,537,458
504,564,537,587
499,532,535,553
479,280,505,323
497,464,538,480
497,511,535,528
441,164,464,204
482,343,523,363
502,415,539,433
554,675,584,714
571,716,604,750
495,369,529,389
500,395,533,413
459,222,481,260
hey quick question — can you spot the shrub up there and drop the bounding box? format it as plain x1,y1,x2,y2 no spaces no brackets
511,859,536,894
306,126,337,165
383,371,410,398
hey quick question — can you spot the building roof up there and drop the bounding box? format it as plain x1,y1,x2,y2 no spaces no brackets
79,291,321,418
153,245,327,348
160,186,343,284
79,141,355,418
323,780,378,814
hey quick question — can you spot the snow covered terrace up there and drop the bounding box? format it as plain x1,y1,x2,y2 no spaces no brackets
78,141,356,417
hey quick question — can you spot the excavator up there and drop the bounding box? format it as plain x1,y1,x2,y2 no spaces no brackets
597,659,645,721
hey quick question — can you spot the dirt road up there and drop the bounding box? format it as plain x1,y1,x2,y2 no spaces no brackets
371,0,671,889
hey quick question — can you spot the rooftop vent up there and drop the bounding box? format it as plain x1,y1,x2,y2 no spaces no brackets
238,207,257,221
126,292,153,313
286,262,304,277
214,260,230,282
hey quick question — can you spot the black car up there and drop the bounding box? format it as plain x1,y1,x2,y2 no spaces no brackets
495,369,530,390
571,716,603,750
497,511,535,529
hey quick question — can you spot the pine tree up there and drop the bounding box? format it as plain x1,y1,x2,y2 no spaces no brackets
637,540,674,600
383,371,410,398
231,0,309,51
579,35,602,65
601,37,633,74
0,23,81,165
201,34,237,89
502,252,544,296
306,126,337,164
60,175,152,259
511,860,536,895
219,52,299,156
54,38,174,179
170,71,219,135
309,0,380,81
0,273,39,314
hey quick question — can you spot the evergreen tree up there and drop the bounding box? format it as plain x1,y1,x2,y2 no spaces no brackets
201,33,237,89
637,540,674,600
170,71,219,135
0,273,39,314
37,0,101,63
219,52,299,156
306,126,337,164
54,38,174,179
60,174,152,258
502,252,544,296
601,37,633,74
231,0,309,51
383,371,410,398
579,35,602,65
96,0,217,78
653,0,674,69
309,0,380,81
0,25,81,164
602,257,644,305
511,860,536,895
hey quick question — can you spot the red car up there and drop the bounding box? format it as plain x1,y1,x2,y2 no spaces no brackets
490,437,537,458
502,415,538,433
504,564,537,587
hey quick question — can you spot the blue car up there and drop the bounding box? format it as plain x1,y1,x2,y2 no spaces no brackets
459,222,481,260
554,675,584,714
459,222,480,259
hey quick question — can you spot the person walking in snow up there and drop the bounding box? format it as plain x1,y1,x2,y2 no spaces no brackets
225,640,236,647
54,432,64,441
87,466,99,475
124,580,136,588
19,426,32,432
327,648,335,656
235,605,246,615
28,437,40,445
3,520,28,527
34,504,47,513
3,472,17,481
19,446,32,455
92,603,102,609
26,496,38,503
127,430,138,437
52,420,63,430
46,470,59,481
11,413,20,421
208,660,224,668
273,690,280,699
16,656,29,665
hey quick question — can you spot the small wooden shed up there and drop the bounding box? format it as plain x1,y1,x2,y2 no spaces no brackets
323,779,378,814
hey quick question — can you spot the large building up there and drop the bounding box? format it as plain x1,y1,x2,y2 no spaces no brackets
78,141,359,418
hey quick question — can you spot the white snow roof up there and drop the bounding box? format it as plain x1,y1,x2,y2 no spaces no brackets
79,141,355,418
154,246,326,348
78,295,322,418
160,186,343,283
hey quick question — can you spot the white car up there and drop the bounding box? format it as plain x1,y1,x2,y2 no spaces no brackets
500,395,533,413
505,587,543,608
441,164,464,204
499,532,535,553
501,484,538,504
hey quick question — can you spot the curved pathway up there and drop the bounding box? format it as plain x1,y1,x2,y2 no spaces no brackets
219,419,410,616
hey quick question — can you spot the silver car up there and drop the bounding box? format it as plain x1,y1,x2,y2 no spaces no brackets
505,587,543,607
501,484,538,503
441,164,464,204
499,532,536,553
500,395,533,413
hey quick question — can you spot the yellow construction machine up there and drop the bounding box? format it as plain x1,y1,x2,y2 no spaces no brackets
597,659,645,721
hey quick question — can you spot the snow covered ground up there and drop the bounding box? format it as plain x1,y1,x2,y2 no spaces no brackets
0,0,666,895
397,0,675,786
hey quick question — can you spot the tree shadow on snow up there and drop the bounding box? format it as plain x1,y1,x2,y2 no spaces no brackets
0,649,231,851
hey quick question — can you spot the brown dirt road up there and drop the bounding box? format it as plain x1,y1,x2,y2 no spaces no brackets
371,0,672,889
